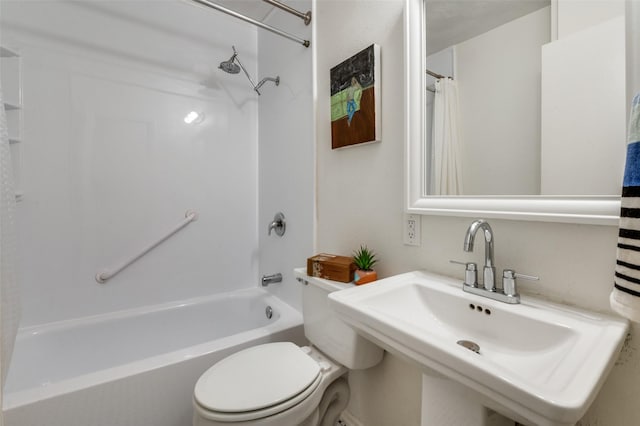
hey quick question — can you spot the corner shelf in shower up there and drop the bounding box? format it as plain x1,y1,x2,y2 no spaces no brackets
0,46,19,58
1,44,23,202
3,101,21,110
4,103,22,144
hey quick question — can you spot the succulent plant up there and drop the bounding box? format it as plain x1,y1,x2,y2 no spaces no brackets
352,245,377,271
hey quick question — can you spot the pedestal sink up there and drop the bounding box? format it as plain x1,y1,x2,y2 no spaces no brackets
328,270,629,426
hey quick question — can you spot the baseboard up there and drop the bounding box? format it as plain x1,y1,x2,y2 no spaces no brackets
338,410,365,426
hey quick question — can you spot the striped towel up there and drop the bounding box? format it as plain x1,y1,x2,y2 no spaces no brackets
611,93,640,321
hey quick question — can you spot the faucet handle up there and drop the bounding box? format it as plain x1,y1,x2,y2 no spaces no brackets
515,272,539,281
502,269,539,297
450,260,478,287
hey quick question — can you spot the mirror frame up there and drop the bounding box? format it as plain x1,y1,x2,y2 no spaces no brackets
404,0,621,225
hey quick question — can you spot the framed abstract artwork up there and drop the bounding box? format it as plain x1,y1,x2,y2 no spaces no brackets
330,44,381,149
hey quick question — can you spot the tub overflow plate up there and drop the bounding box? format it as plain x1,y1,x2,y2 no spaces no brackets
457,340,480,354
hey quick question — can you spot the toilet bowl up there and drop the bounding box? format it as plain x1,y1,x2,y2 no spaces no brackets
193,343,348,426
192,270,384,426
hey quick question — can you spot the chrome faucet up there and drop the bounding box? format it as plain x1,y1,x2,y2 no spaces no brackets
451,219,539,304
463,219,496,291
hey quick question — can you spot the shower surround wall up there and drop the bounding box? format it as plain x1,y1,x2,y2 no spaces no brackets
0,1,262,327
258,0,314,311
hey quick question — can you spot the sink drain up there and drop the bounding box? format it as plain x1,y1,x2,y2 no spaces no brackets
457,340,480,354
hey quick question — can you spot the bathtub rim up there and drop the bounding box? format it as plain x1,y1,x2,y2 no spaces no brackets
14,287,289,335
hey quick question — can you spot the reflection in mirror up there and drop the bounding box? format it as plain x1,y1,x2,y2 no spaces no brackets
424,0,626,197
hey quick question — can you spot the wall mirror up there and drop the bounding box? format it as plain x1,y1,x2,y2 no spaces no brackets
405,0,625,224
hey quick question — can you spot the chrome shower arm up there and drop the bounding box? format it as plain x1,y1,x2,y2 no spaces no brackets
233,54,260,94
255,76,280,92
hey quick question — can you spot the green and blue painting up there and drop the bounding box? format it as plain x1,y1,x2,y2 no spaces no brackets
330,44,380,149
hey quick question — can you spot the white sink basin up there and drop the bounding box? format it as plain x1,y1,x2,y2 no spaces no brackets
328,270,629,426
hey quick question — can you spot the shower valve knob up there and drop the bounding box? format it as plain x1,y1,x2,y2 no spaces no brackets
268,212,286,237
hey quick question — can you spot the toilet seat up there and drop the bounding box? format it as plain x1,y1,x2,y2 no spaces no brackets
194,342,323,422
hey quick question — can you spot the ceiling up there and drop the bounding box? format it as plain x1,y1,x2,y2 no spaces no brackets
212,0,550,56
426,0,550,54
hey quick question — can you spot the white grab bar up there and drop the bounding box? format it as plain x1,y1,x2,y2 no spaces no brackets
95,210,199,283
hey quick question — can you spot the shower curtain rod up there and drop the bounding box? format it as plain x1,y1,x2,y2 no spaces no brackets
426,69,452,80
262,0,311,26
426,69,453,93
188,0,310,48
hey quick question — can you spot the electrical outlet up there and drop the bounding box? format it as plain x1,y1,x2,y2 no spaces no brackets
404,213,421,246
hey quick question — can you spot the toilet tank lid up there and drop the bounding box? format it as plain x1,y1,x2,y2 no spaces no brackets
194,342,321,413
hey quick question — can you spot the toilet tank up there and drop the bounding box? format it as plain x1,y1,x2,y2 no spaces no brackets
294,269,383,369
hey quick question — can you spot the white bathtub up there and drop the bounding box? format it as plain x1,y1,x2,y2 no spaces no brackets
3,288,305,426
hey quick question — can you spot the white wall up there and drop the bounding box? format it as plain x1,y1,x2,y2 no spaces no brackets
627,0,640,112
316,0,640,424
557,0,625,38
258,0,314,311
316,1,422,424
1,1,261,326
456,7,549,196
541,16,626,195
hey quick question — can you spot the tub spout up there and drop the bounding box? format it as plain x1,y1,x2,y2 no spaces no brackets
261,273,282,286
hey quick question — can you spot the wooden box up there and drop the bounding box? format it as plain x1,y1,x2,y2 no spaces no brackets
307,253,356,283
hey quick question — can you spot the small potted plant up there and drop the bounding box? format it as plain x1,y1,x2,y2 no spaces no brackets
353,245,378,285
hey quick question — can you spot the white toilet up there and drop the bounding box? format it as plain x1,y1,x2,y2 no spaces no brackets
192,271,384,426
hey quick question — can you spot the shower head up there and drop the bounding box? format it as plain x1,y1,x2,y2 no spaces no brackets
219,46,240,74
219,60,240,74
219,55,240,74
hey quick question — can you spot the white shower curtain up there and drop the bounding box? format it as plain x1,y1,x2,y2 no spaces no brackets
431,78,463,195
0,86,20,423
